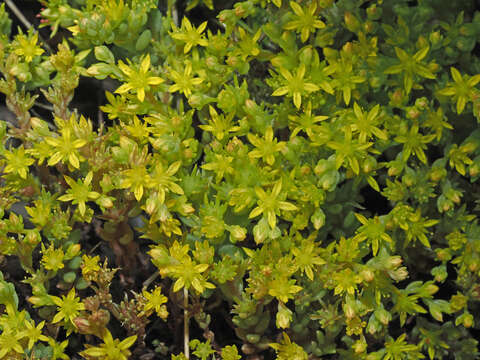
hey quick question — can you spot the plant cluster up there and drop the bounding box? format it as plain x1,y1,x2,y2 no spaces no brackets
1,0,480,359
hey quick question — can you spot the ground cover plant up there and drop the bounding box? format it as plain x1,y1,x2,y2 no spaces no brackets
1,0,480,358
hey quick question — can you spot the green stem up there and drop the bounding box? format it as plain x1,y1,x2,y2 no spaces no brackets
184,287,190,359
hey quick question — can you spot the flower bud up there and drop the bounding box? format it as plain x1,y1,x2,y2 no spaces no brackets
276,302,292,329
363,21,375,33
66,243,81,258
27,296,43,306
230,225,247,242
429,167,446,182
388,267,408,281
311,208,326,230
344,12,360,32
227,55,239,67
299,46,314,66
91,309,110,327
353,339,367,353
424,283,438,296
84,296,100,312
300,165,311,175
344,302,356,319
246,334,260,344
415,97,428,109
366,315,381,334
74,317,91,333
435,248,452,262
402,173,415,187
460,141,477,153
469,162,480,177
366,5,381,20
205,56,217,69
390,89,405,107
463,313,474,328
406,107,420,120
437,195,452,213
362,156,377,173
429,31,442,46
450,293,467,312
387,256,402,268
375,306,391,325
342,42,354,55
24,230,40,246
416,36,428,50
96,195,113,209
431,265,447,282
361,269,375,282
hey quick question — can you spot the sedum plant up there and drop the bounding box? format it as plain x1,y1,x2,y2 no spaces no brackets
1,0,480,359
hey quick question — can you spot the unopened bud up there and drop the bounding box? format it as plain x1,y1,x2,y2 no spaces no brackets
276,303,292,328
66,244,81,258
388,267,408,281
364,21,374,33
97,195,113,208
84,296,100,312
436,248,452,262
429,31,442,46
300,165,311,175
390,89,404,106
361,269,375,282
227,55,239,67
205,56,217,69
366,5,381,20
145,197,157,215
424,283,438,296
344,303,356,319
407,107,420,119
463,313,474,328
353,339,367,353
375,307,391,325
342,42,354,55
460,142,477,153
344,12,360,32
230,225,247,242
245,99,256,111
91,309,110,327
387,256,402,268
429,167,446,182
74,317,91,333
469,163,480,177
416,36,428,50
24,230,40,246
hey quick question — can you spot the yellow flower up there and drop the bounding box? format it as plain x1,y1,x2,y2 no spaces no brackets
284,1,326,43
437,67,480,114
13,31,44,62
57,171,100,216
115,54,164,102
272,64,319,109
41,243,65,271
45,127,86,170
249,180,298,229
51,288,85,326
80,330,137,360
81,254,100,280
142,286,169,319
171,17,208,54
22,319,49,350
168,62,204,97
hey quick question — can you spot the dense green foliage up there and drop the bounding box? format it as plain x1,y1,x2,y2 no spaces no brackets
1,0,480,358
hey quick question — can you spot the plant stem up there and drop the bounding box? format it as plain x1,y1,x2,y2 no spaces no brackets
5,0,33,30
184,287,190,359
